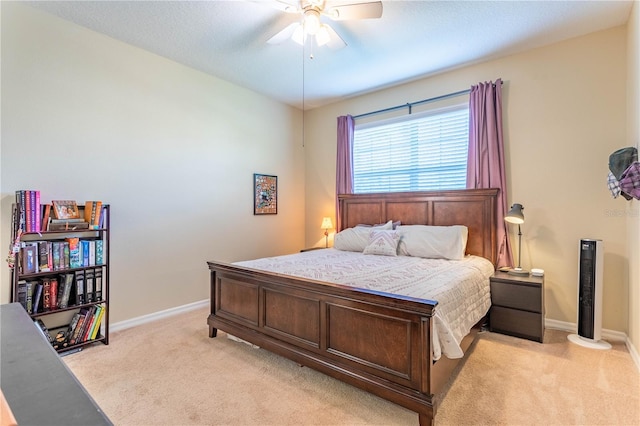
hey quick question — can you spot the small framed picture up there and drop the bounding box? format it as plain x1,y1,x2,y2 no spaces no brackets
254,174,277,215
51,200,80,220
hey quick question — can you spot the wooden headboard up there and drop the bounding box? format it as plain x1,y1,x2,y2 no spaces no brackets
338,188,499,265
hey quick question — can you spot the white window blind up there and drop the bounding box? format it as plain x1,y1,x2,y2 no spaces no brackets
353,105,469,193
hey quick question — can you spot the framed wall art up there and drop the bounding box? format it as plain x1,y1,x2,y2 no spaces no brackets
253,173,277,215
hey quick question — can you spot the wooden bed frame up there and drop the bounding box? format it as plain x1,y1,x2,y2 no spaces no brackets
207,188,498,425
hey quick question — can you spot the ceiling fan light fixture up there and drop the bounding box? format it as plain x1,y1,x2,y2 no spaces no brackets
292,24,306,45
315,25,331,46
303,9,321,35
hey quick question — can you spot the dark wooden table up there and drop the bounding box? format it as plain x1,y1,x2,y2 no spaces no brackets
0,303,112,426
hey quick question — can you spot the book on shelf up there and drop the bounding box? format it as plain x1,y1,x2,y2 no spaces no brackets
18,280,36,314
25,281,34,314
89,240,96,266
41,203,52,232
37,241,51,272
33,191,41,233
94,268,103,301
89,305,104,340
66,237,81,268
32,282,43,314
51,200,80,220
95,240,104,265
80,240,90,267
69,308,89,345
63,243,70,269
91,305,106,340
65,313,81,341
49,277,58,311
17,280,28,311
58,273,74,308
74,270,85,305
42,278,51,311
80,306,97,342
21,243,37,274
15,190,41,233
34,319,54,344
85,268,94,303
52,242,61,271
84,201,103,229
98,205,106,228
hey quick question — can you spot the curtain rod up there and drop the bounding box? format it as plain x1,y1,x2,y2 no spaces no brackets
353,88,471,120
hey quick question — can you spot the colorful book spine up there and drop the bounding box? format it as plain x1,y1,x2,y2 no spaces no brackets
38,241,51,272
49,277,58,310
95,240,104,265
34,190,41,232
88,305,104,340
21,243,37,274
66,237,81,268
80,240,90,267
42,278,51,311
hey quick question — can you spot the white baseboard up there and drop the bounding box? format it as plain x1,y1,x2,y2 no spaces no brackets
109,304,640,373
110,299,208,333
545,318,640,373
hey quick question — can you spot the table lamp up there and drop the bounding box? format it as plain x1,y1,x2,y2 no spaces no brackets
321,217,333,248
504,203,529,276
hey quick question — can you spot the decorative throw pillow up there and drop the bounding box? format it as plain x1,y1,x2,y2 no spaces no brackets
363,230,400,256
397,225,468,260
334,221,395,252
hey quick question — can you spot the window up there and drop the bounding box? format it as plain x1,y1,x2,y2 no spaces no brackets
353,105,469,193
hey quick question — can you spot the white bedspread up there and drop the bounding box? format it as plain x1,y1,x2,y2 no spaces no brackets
235,249,495,360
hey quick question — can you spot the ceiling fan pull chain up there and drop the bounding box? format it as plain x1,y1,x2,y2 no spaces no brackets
309,38,314,59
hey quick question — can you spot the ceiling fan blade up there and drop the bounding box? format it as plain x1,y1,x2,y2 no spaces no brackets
325,1,382,20
267,22,301,44
270,0,301,13
324,24,347,50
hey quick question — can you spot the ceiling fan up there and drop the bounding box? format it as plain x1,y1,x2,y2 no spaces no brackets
266,0,383,51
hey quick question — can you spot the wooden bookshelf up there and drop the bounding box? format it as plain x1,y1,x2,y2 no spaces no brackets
8,194,110,353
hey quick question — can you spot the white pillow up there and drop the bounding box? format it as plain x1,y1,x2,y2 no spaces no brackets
363,230,400,257
334,220,394,252
397,225,468,260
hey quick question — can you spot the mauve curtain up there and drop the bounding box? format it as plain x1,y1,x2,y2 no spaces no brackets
466,79,514,268
336,115,355,231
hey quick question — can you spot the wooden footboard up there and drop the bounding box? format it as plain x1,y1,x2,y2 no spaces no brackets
207,261,440,424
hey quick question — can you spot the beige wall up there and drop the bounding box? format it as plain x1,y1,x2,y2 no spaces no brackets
0,3,305,323
627,1,639,357
304,27,630,333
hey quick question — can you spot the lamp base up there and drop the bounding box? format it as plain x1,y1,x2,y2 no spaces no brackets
507,267,530,276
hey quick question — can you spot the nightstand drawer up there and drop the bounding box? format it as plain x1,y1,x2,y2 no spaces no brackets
490,306,543,342
490,281,542,313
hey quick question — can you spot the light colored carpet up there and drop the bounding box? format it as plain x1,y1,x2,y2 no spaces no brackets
64,307,640,426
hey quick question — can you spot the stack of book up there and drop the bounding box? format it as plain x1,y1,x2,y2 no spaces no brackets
15,190,41,233
51,305,106,350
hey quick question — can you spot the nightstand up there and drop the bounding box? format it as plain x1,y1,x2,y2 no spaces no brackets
489,271,544,342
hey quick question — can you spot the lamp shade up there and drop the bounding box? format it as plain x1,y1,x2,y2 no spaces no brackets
321,217,333,230
504,203,525,224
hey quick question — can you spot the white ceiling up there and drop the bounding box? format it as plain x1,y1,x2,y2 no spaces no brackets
25,0,634,110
